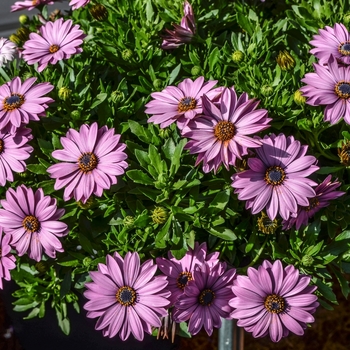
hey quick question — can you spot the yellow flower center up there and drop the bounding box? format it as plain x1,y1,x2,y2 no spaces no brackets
264,166,286,186
264,294,285,314
49,44,60,53
78,152,98,173
4,93,25,111
178,96,197,112
335,81,350,99
176,271,193,290
22,215,40,233
214,121,235,141
116,286,137,306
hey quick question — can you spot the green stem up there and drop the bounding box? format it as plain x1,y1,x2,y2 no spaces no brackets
241,236,268,273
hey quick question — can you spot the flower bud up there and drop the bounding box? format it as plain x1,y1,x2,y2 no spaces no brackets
338,140,350,166
35,261,49,274
257,212,278,234
89,4,108,21
123,215,135,228
19,15,29,25
71,110,81,120
58,87,72,101
16,27,31,42
159,128,171,139
76,197,95,209
22,71,33,80
191,65,202,76
261,85,273,97
151,207,168,224
343,12,350,25
294,89,306,105
231,50,244,63
301,255,314,267
83,257,92,267
276,50,295,71
111,90,124,103
9,34,21,45
122,49,133,61
153,79,163,90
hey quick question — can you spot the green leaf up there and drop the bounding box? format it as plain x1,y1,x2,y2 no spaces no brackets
27,164,47,175
208,226,237,241
127,169,154,185
168,63,181,85
90,93,107,109
315,279,337,304
208,189,230,214
128,120,152,143
208,47,220,72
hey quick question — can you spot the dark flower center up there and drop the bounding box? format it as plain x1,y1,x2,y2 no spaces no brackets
338,41,350,56
116,286,137,306
335,81,350,99
22,215,40,233
78,152,98,173
304,197,319,212
198,289,215,306
178,96,197,112
264,166,286,186
176,271,193,290
264,294,285,314
0,139,4,154
49,45,60,53
214,121,235,141
4,93,25,111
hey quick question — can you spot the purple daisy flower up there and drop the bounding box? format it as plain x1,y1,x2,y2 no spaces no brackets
47,122,128,204
300,54,350,125
282,175,345,230
231,133,319,220
22,18,85,73
0,185,68,262
145,76,221,130
161,1,196,50
0,38,17,67
173,260,236,336
84,251,170,341
11,0,55,12
183,87,271,173
229,260,319,343
156,242,219,305
0,77,54,133
0,127,33,186
0,228,16,289
69,0,90,10
309,23,350,66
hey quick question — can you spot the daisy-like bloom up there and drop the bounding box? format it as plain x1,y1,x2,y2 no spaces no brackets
22,18,85,73
156,242,219,305
47,122,128,204
231,133,319,221
183,87,271,173
11,0,55,12
0,127,33,186
0,228,16,289
229,260,319,343
84,251,170,341
0,38,17,67
69,0,90,10
309,23,350,66
282,175,345,230
300,54,350,125
173,260,236,336
161,1,196,50
0,185,69,262
145,76,220,130
0,77,54,133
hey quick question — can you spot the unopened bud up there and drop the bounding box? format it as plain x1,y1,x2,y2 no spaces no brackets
276,50,295,71
153,79,163,90
19,15,29,25
261,85,273,97
123,216,135,228
231,50,244,63
122,49,133,61
301,255,314,267
89,4,108,21
191,66,201,76
151,207,168,225
111,90,124,103
58,87,72,101
9,34,21,45
294,90,306,105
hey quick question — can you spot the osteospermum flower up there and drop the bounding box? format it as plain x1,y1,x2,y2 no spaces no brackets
0,38,17,67
156,242,219,305
11,0,54,12
282,175,345,230
69,0,90,10
161,1,196,50
84,251,170,341
230,260,319,342
310,23,350,66
0,77,54,132
0,228,16,289
47,122,128,203
300,54,350,125
0,127,33,186
231,133,319,220
183,87,271,173
145,76,220,130
173,260,236,336
22,18,85,73
0,185,69,262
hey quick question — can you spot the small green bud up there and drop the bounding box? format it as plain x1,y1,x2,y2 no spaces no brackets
58,87,72,101
19,15,30,25
153,79,163,90
123,215,135,228
191,65,202,76
294,89,306,105
261,85,274,97
35,261,49,274
76,197,95,209
89,4,108,21
16,27,30,41
83,257,92,267
9,34,21,45
276,50,295,71
151,207,168,225
343,12,350,25
231,50,244,63
122,49,133,61
301,255,314,267
159,128,171,139
22,71,33,80
111,90,124,103
71,110,81,120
